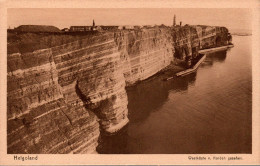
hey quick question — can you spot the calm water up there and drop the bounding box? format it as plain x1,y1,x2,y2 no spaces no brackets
97,36,252,154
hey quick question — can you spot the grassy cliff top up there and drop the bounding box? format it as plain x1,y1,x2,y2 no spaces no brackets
14,25,61,33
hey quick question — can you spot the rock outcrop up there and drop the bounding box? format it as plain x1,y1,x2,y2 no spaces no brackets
7,25,231,153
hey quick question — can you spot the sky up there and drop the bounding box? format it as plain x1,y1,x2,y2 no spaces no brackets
8,8,252,30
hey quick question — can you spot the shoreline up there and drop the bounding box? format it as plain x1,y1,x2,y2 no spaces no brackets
127,44,234,88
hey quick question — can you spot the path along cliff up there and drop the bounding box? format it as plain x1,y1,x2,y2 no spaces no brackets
7,25,232,153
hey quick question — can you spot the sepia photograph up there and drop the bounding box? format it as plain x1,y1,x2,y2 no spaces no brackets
0,0,260,165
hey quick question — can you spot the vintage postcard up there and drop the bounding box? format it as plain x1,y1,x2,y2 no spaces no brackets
0,0,259,165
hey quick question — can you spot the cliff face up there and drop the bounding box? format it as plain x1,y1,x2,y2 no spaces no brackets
52,33,129,133
171,25,230,66
7,25,231,154
115,28,174,85
7,49,100,153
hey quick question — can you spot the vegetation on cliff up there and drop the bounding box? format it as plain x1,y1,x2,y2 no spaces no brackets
14,25,61,33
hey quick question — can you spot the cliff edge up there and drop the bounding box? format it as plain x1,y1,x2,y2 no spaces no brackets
7,25,231,153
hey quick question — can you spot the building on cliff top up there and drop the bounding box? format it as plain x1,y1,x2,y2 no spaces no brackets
173,15,176,26
118,25,134,30
100,26,119,31
61,28,69,32
69,26,92,32
69,19,99,32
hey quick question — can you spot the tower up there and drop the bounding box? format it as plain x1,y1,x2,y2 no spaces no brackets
93,19,95,27
173,15,176,26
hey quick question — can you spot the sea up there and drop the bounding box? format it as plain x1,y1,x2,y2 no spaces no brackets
97,35,252,154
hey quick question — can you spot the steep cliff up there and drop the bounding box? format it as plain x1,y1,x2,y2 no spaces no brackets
115,28,174,85
171,25,230,67
7,49,99,153
7,25,231,153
